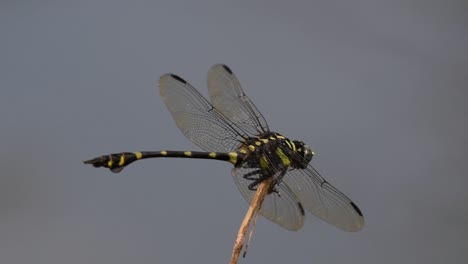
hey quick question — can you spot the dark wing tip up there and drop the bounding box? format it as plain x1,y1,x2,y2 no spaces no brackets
169,74,187,84
221,64,233,74
350,201,363,217
298,202,305,216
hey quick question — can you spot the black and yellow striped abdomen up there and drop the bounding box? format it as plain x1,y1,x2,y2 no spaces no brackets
83,150,241,173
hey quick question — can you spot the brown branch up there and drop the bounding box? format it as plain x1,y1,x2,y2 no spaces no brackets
230,177,273,264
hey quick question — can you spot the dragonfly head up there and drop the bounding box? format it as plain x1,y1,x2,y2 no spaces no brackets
292,140,314,169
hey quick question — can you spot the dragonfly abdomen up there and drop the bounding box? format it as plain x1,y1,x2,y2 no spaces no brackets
83,150,241,173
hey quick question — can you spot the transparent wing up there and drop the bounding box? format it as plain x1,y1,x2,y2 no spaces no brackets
232,167,305,231
159,74,246,152
207,64,269,136
281,151,364,231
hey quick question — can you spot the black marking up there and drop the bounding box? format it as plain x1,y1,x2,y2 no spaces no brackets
298,202,305,216
350,202,363,216
222,64,233,74
170,74,187,84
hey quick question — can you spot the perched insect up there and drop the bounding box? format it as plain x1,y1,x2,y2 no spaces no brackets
84,64,364,231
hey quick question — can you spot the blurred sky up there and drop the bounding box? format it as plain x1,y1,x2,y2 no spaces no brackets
1,1,467,263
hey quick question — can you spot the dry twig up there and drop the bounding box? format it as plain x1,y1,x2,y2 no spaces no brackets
230,177,273,264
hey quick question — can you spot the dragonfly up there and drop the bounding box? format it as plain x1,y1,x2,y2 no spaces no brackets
84,64,364,231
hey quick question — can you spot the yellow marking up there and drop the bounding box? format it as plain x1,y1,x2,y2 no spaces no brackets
269,136,276,140
248,145,255,151
239,149,247,154
184,151,192,156
259,155,269,170
134,152,143,159
160,151,168,156
228,152,238,164
290,141,296,151
276,135,285,139
285,140,292,149
118,155,125,166
255,141,261,146
107,160,113,168
209,152,217,158
276,148,291,166
261,138,269,143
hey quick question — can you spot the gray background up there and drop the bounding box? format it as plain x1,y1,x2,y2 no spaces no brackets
1,1,467,263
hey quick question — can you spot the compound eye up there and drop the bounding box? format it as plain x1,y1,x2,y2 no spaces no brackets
303,144,314,163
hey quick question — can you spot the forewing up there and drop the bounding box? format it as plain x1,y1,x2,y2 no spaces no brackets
282,161,364,232
231,167,304,231
159,74,245,152
207,64,269,136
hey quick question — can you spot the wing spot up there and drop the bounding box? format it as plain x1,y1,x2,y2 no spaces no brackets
170,74,187,84
160,151,168,156
184,151,192,157
350,202,363,217
298,202,305,216
222,64,233,74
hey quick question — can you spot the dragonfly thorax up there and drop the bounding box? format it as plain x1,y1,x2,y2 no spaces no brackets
235,132,314,171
